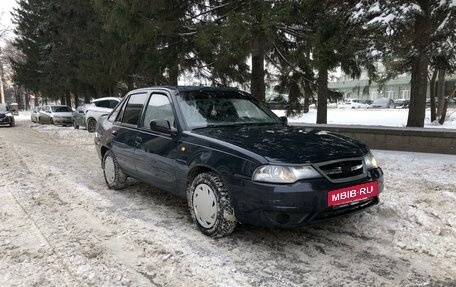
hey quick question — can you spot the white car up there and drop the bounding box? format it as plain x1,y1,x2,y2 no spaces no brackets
338,99,369,109
368,98,395,109
38,105,74,126
85,97,121,132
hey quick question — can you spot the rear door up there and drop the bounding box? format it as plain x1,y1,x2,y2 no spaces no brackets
134,92,179,192
109,93,148,175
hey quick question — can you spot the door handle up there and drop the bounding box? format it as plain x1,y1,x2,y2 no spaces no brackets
135,136,142,146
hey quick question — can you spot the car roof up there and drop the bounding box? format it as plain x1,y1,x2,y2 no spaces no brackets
92,97,121,102
127,86,240,94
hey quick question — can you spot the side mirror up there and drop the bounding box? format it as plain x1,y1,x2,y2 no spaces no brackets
279,116,288,125
150,120,171,134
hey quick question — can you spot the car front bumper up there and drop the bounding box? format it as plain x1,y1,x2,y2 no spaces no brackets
0,116,14,125
226,168,384,228
53,117,73,125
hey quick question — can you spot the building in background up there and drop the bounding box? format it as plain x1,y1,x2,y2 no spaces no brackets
329,63,456,101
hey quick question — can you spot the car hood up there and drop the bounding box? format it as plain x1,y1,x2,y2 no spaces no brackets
191,125,369,164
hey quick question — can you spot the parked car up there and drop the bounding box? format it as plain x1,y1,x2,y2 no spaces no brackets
266,94,289,110
72,104,89,129
38,105,73,126
394,99,410,109
368,98,395,109
31,106,42,123
9,103,19,115
338,99,369,109
85,97,121,133
0,103,15,127
94,86,384,237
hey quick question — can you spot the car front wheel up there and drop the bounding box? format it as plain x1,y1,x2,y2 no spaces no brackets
73,121,79,129
87,118,97,133
102,150,127,190
187,172,237,237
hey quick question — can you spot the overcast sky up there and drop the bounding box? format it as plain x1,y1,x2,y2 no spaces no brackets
0,0,17,29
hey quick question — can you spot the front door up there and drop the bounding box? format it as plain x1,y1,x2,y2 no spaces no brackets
134,92,179,192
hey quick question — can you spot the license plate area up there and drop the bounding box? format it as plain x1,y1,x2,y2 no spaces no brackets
328,181,378,207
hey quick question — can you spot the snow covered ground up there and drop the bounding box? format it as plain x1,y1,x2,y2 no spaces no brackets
0,115,455,286
273,108,456,129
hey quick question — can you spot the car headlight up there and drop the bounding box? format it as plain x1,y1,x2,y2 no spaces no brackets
364,151,378,169
6,112,13,117
252,165,322,183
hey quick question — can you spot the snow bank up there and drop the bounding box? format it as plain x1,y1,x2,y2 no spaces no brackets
273,108,456,129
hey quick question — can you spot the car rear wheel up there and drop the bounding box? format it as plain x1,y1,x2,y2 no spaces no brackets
87,118,97,133
187,172,237,237
73,121,79,129
102,150,127,190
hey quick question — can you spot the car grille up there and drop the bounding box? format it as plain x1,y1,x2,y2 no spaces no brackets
314,158,366,183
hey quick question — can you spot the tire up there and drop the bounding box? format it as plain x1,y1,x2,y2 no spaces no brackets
187,172,237,238
9,121,15,127
87,118,97,133
73,121,79,129
102,150,127,190
50,118,54,125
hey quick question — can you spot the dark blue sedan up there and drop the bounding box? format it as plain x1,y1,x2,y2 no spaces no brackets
94,86,383,237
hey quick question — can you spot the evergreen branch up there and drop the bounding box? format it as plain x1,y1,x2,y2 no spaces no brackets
184,2,233,21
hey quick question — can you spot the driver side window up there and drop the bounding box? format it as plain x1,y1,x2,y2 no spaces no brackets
142,94,175,129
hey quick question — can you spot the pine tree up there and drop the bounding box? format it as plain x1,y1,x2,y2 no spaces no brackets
286,0,378,124
373,0,456,127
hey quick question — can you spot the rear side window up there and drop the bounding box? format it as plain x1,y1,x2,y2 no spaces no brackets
108,100,119,109
121,93,148,125
94,100,109,108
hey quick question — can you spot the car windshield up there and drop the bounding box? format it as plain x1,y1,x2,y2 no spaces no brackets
176,90,281,129
51,106,72,112
0,105,7,112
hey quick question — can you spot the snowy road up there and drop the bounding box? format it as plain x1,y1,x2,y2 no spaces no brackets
0,119,455,286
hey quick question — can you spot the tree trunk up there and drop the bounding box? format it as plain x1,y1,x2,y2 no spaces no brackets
407,55,429,127
316,65,328,124
126,76,134,91
65,91,72,107
25,93,30,110
73,88,79,108
60,95,65,105
429,69,437,122
438,86,455,125
303,79,311,114
407,4,431,128
251,33,266,102
436,68,446,118
286,74,302,117
168,62,179,86
34,92,39,106
84,85,91,103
